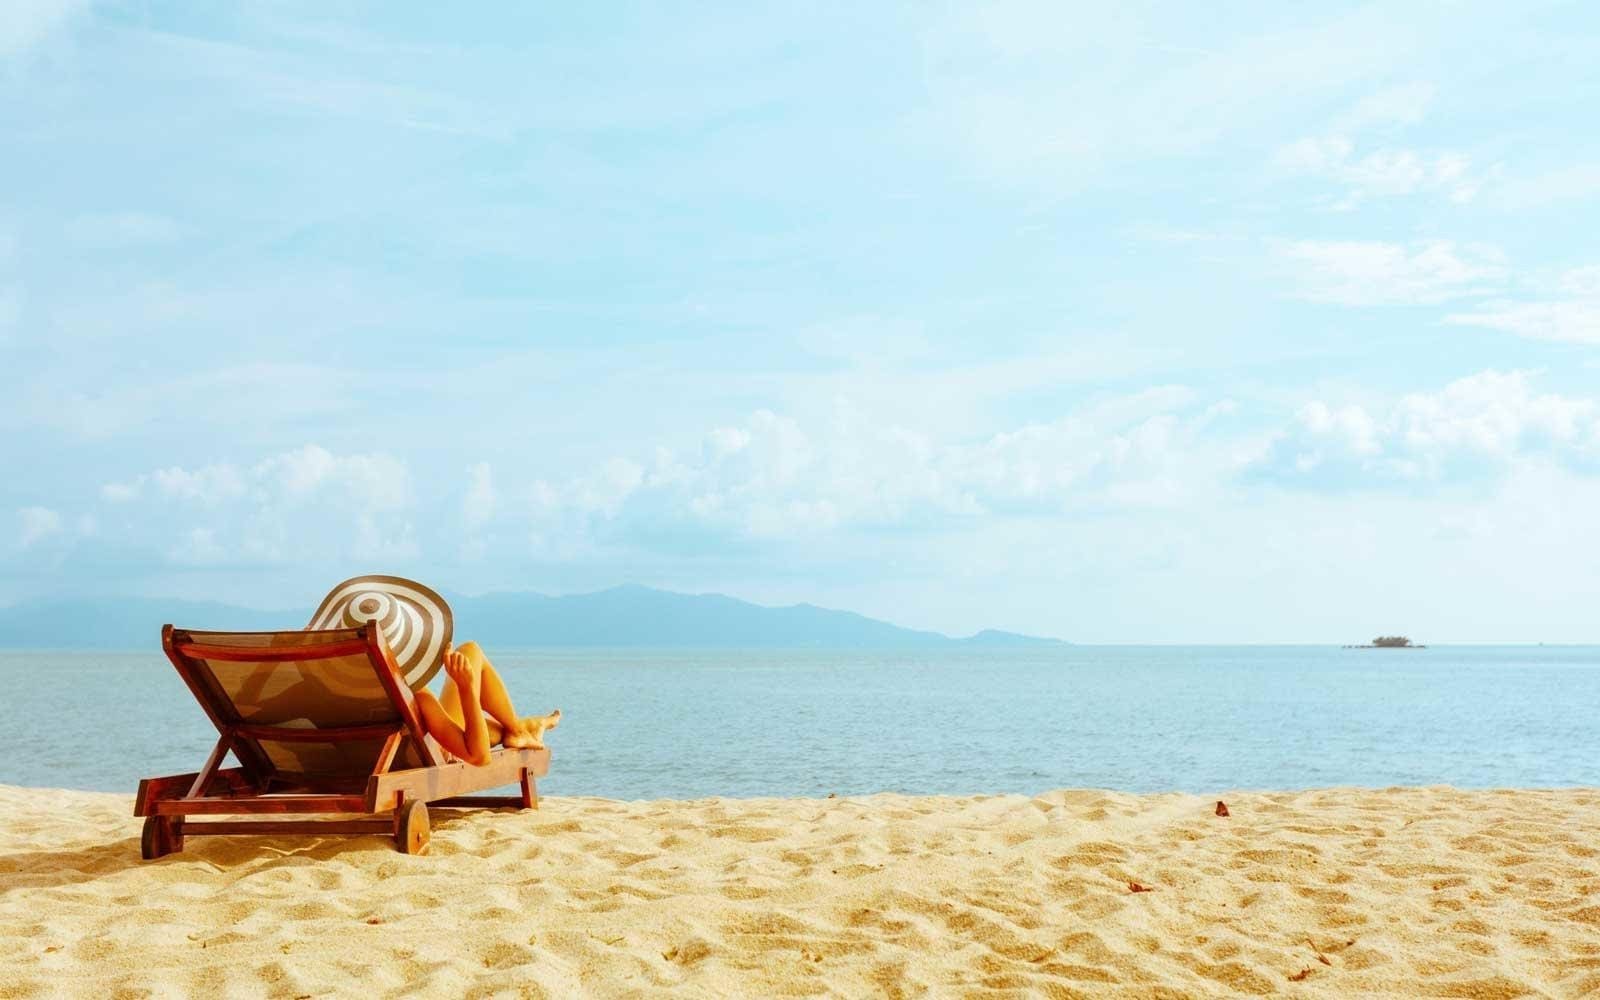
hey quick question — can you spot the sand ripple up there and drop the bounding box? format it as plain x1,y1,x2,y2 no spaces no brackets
3,785,1600,997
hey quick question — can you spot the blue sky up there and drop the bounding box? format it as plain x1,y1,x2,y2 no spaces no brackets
3,2,1599,641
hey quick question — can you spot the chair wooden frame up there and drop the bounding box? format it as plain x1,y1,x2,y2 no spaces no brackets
134,623,549,859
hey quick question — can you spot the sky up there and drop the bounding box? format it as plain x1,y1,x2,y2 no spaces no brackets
3,2,1599,642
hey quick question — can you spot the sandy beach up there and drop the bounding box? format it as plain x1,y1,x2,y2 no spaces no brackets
4,785,1599,998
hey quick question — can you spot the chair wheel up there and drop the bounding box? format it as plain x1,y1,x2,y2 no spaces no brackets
140,816,182,859
395,800,430,855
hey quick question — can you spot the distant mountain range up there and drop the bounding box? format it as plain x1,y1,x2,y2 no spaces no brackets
0,584,1067,649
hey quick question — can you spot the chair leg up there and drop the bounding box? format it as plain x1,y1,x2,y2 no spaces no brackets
520,768,538,810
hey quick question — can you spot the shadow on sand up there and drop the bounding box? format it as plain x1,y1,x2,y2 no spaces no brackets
0,805,518,894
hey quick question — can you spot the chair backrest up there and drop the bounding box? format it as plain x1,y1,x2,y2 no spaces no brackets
162,624,439,788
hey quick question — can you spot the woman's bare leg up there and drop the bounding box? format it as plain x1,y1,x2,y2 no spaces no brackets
455,642,519,731
456,641,562,750
416,689,478,765
415,646,499,766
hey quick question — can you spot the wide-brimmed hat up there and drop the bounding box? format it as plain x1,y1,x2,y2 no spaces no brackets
307,575,452,691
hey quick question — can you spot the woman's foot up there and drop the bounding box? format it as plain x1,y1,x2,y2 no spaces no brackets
504,709,561,749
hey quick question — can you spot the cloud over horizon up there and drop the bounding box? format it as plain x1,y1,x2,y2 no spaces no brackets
5,369,1588,636
1248,371,1600,488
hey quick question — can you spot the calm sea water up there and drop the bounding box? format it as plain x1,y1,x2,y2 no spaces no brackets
3,646,1596,797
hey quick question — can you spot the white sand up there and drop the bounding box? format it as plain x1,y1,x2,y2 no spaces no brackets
3,784,1599,997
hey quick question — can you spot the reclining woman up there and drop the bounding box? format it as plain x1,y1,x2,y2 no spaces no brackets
310,575,559,767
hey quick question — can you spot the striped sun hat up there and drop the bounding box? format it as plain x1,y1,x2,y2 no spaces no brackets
307,575,453,691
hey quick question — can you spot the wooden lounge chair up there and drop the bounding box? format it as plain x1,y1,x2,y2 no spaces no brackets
134,624,550,859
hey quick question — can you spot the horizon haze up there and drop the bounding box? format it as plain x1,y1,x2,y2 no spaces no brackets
0,582,1073,649
0,580,1571,648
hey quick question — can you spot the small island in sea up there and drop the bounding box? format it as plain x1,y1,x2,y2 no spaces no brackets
1343,635,1428,649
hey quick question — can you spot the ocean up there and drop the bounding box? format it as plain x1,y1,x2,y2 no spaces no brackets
4,645,1597,797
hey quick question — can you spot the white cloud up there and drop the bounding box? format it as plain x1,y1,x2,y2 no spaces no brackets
17,506,63,547
1277,239,1506,305
522,391,1240,545
523,453,654,556
1250,371,1600,486
97,445,416,566
102,445,409,512
503,373,1600,582
1445,266,1600,345
1276,137,1490,207
1446,301,1600,346
0,0,86,58
706,426,752,457
100,481,139,503
1275,84,1495,207
35,371,1600,639
151,464,249,505
261,445,409,510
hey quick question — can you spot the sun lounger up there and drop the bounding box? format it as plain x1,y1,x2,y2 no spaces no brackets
134,624,549,859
